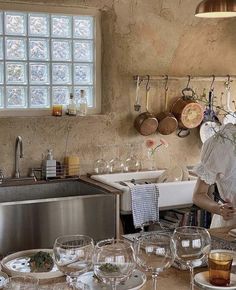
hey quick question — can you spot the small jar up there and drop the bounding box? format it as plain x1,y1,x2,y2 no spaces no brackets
52,105,63,116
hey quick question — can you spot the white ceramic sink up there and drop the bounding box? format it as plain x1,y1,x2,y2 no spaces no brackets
91,170,197,213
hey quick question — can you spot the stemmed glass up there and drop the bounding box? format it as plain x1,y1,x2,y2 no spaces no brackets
172,226,211,290
93,239,136,290
124,144,141,172
134,232,176,290
94,145,108,174
53,234,94,290
108,145,124,173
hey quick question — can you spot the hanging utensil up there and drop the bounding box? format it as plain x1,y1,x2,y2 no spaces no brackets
134,75,158,136
134,75,141,112
171,76,204,130
223,75,236,125
199,76,220,143
156,75,178,135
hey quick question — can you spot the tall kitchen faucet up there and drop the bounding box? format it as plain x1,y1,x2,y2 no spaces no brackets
14,136,23,178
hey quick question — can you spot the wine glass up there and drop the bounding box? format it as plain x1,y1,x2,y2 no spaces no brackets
4,275,39,290
94,145,108,174
93,239,136,290
134,232,175,290
108,145,124,173
172,226,211,290
53,234,94,290
123,144,142,172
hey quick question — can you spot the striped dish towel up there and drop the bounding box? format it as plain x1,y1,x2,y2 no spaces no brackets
130,183,159,229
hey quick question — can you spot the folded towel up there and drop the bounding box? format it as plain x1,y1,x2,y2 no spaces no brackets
130,183,159,229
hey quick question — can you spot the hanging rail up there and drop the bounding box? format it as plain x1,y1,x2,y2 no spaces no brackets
133,75,236,82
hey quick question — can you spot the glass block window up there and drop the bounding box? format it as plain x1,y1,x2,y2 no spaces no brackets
0,10,96,110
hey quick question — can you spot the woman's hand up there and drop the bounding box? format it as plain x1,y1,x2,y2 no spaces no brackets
219,199,235,220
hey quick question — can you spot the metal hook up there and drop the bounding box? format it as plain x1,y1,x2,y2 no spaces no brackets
146,75,150,91
134,75,143,86
186,75,191,89
210,75,215,91
225,74,231,90
164,75,169,92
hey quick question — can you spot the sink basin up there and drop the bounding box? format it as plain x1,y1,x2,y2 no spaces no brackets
0,179,116,255
0,179,106,203
91,170,197,213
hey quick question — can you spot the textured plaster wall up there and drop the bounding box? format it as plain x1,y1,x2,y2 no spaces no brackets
0,0,236,177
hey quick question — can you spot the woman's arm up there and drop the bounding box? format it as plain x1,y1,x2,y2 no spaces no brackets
192,178,235,220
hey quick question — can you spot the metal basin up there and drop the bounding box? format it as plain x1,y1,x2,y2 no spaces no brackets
0,179,107,203
0,179,116,256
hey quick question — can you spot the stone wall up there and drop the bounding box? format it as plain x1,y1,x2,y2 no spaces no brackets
0,0,235,177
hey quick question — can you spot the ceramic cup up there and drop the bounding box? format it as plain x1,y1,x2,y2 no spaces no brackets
208,252,233,287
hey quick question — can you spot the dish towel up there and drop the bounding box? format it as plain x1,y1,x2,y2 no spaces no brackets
130,183,160,229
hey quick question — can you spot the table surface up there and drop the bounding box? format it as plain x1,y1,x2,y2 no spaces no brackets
5,226,236,289
35,266,204,290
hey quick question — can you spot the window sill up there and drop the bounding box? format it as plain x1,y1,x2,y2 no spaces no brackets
0,108,103,118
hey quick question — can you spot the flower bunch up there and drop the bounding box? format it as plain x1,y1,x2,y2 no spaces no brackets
146,138,168,156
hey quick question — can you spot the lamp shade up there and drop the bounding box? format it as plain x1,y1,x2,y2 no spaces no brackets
195,0,236,18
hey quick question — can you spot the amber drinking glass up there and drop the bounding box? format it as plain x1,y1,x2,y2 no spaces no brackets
52,105,63,116
208,252,233,287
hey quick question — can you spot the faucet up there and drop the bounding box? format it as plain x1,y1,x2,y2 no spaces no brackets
14,136,23,178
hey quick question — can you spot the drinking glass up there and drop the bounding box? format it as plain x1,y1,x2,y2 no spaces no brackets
93,239,136,290
4,275,39,290
53,234,94,290
208,252,233,286
124,144,141,172
94,145,108,174
108,145,124,173
134,232,175,290
172,226,211,290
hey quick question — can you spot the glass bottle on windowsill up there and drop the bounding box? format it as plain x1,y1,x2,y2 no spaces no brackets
67,93,77,116
77,89,87,116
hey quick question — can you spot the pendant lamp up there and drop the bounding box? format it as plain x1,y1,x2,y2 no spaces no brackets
195,0,236,18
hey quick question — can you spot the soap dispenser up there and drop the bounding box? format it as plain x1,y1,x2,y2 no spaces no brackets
43,149,57,179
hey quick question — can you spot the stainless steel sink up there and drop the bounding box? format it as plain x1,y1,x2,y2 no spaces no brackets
0,179,108,202
0,179,116,256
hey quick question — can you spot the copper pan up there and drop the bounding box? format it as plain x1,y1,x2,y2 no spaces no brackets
171,87,204,129
134,76,158,136
156,76,178,135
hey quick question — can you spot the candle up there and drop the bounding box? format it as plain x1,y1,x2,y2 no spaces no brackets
52,105,63,116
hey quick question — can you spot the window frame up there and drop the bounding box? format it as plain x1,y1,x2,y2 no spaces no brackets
0,2,101,117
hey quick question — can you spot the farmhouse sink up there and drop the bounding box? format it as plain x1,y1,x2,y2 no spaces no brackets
91,170,197,213
0,179,116,256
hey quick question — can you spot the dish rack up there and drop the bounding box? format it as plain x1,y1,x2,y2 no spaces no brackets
35,164,80,180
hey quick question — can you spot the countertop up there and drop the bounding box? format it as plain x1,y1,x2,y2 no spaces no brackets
35,266,204,289
38,226,236,289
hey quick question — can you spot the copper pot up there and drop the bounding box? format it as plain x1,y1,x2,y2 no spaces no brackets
134,83,158,136
171,90,204,129
156,77,178,135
